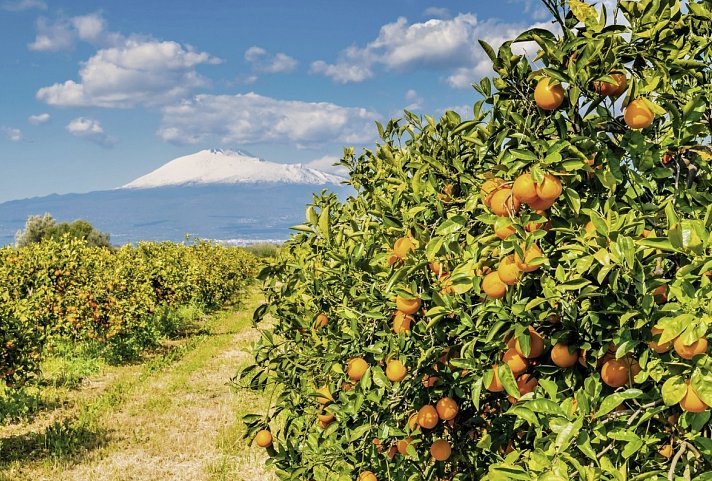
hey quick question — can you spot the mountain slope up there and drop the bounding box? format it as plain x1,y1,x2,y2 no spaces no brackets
123,149,344,188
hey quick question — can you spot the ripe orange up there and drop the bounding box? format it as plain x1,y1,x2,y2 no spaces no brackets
680,381,709,413
535,174,563,201
315,313,328,328
551,343,579,368
486,364,504,392
397,437,413,456
387,254,400,266
601,358,629,387
482,271,507,299
534,77,565,110
436,397,459,421
658,444,673,458
317,411,335,424
525,210,551,232
497,255,521,286
347,357,369,381
395,295,421,315
515,243,543,272
429,261,447,277
512,173,539,204
503,348,529,376
592,72,627,97
407,412,419,431
358,471,378,481
422,374,439,388
393,237,415,258
527,195,556,210
508,373,538,403
624,98,655,129
514,326,545,359
417,404,439,429
673,336,708,360
494,224,516,240
316,385,334,404
430,439,452,461
652,285,668,304
392,311,414,334
255,429,273,447
649,327,672,353
489,188,521,216
386,359,407,382
481,178,505,206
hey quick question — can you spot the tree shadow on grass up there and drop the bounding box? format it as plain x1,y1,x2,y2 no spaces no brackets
0,417,110,464
0,389,62,425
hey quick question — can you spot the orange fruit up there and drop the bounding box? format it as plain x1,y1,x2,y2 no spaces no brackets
429,261,447,277
397,437,414,456
551,343,579,368
652,285,668,304
386,359,407,382
601,358,629,387
482,271,507,299
515,243,543,272
489,188,521,216
342,381,353,392
417,404,439,429
317,411,335,424
407,412,419,431
527,195,556,210
387,254,400,266
347,357,369,381
649,327,672,353
508,373,538,403
535,174,563,201
358,471,378,481
315,313,328,328
658,444,673,458
430,439,452,461
436,397,459,421
673,336,708,360
512,173,539,204
396,295,421,315
514,326,545,359
680,381,709,413
393,237,415,258
534,77,565,110
481,178,505,206
497,255,521,286
503,348,529,376
624,98,655,129
494,224,516,240
392,311,414,334
422,374,439,388
525,211,551,232
592,72,627,97
486,364,504,392
316,384,334,404
255,429,273,447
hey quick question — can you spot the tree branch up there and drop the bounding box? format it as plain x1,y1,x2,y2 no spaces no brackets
668,442,687,481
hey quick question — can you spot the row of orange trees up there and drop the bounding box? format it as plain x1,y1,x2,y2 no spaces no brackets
242,0,711,480
0,238,257,386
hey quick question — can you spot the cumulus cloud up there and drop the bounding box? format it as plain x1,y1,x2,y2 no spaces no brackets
423,7,450,19
1,0,46,11
37,39,221,108
2,127,23,142
304,155,348,175
65,117,116,146
28,17,75,51
310,13,548,88
158,92,379,147
28,13,125,52
244,46,298,73
28,112,50,124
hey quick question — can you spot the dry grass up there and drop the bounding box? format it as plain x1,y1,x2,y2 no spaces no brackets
0,287,276,481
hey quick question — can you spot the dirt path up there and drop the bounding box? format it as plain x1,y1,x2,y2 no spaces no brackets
0,287,276,481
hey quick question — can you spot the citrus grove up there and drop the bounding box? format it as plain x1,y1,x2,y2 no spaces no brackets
242,0,712,479
0,238,257,386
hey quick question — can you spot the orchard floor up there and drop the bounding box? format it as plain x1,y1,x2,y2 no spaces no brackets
0,287,276,481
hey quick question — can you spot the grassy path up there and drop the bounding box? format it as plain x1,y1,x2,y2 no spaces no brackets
0,287,275,481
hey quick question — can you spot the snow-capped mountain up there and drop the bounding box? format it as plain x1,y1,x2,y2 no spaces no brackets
122,149,344,188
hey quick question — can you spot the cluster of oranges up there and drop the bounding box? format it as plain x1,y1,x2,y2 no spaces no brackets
533,72,655,130
478,171,563,300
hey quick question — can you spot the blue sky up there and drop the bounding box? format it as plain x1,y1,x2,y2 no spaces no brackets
0,0,556,202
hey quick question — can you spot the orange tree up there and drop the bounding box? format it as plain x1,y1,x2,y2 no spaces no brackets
242,0,712,479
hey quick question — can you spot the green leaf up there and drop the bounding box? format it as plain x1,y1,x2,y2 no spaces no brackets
595,389,643,418
661,375,687,406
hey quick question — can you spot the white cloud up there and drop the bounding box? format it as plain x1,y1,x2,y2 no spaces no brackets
423,7,450,19
244,46,298,73
66,117,116,146
158,92,379,147
37,39,221,108
310,13,549,88
2,127,23,142
28,112,50,124
304,155,348,175
404,89,423,111
28,17,75,51
72,14,106,42
1,0,46,11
